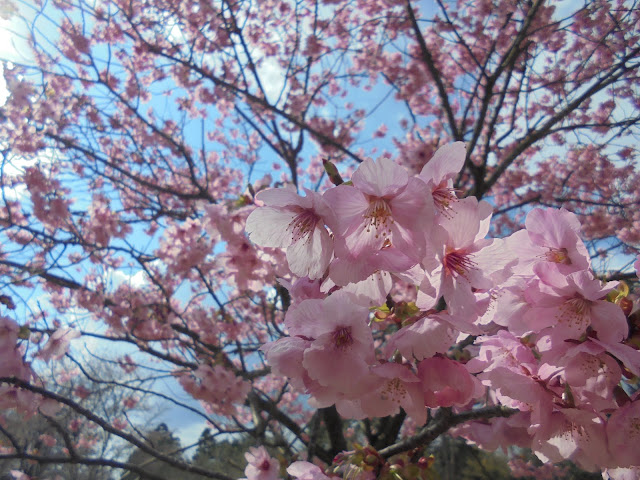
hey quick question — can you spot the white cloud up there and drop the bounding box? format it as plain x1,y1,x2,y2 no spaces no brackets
0,12,34,64
109,268,150,289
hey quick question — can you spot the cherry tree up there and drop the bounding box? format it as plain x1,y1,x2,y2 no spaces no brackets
0,0,639,479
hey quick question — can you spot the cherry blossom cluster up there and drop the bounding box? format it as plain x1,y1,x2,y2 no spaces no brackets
0,315,63,418
245,143,640,475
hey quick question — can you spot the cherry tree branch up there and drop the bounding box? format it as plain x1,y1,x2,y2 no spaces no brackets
0,452,181,480
0,377,234,480
478,46,640,198
378,406,517,459
406,0,461,141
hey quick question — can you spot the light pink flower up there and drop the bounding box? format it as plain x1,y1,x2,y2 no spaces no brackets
245,187,334,279
467,331,554,421
417,356,483,408
291,292,375,396
323,270,393,308
287,461,330,480
359,362,426,424
327,244,417,287
38,328,81,362
324,156,433,261
177,364,251,417
506,207,590,276
418,197,513,316
606,399,640,468
387,314,461,362
561,350,621,412
588,337,640,377
480,279,532,333
533,409,609,472
244,446,280,480
266,292,376,402
453,411,534,452
261,336,310,391
418,142,466,216
277,277,324,303
524,264,627,349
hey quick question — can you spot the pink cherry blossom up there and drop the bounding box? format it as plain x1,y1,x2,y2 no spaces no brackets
479,279,532,332
327,243,418,287
360,362,426,424
418,197,513,316
277,277,324,303
287,462,330,480
606,399,640,468
261,336,311,391
417,356,483,408
561,350,621,412
323,155,433,261
533,408,609,472
506,207,591,276
588,337,640,377
297,293,376,396
3,0,640,473
264,291,376,402
244,446,280,480
177,364,251,417
38,328,81,362
524,264,627,349
246,187,334,279
387,314,459,361
467,331,554,419
453,411,535,452
325,270,393,308
418,142,466,216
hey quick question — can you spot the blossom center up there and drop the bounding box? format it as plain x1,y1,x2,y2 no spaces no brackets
380,377,407,403
443,248,476,277
332,326,354,350
432,184,457,215
287,209,318,244
559,297,591,330
259,459,271,471
363,198,393,236
544,247,571,265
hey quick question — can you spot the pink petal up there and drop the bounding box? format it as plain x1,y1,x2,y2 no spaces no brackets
256,185,307,207
352,156,408,197
419,142,466,185
245,206,297,247
286,224,333,279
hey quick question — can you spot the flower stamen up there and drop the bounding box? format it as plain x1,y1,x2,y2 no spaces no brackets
543,247,571,265
443,248,477,278
559,297,591,331
287,210,318,244
332,326,354,350
432,186,458,216
363,198,393,237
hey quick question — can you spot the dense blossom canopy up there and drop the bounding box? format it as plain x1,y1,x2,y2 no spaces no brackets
0,0,639,479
